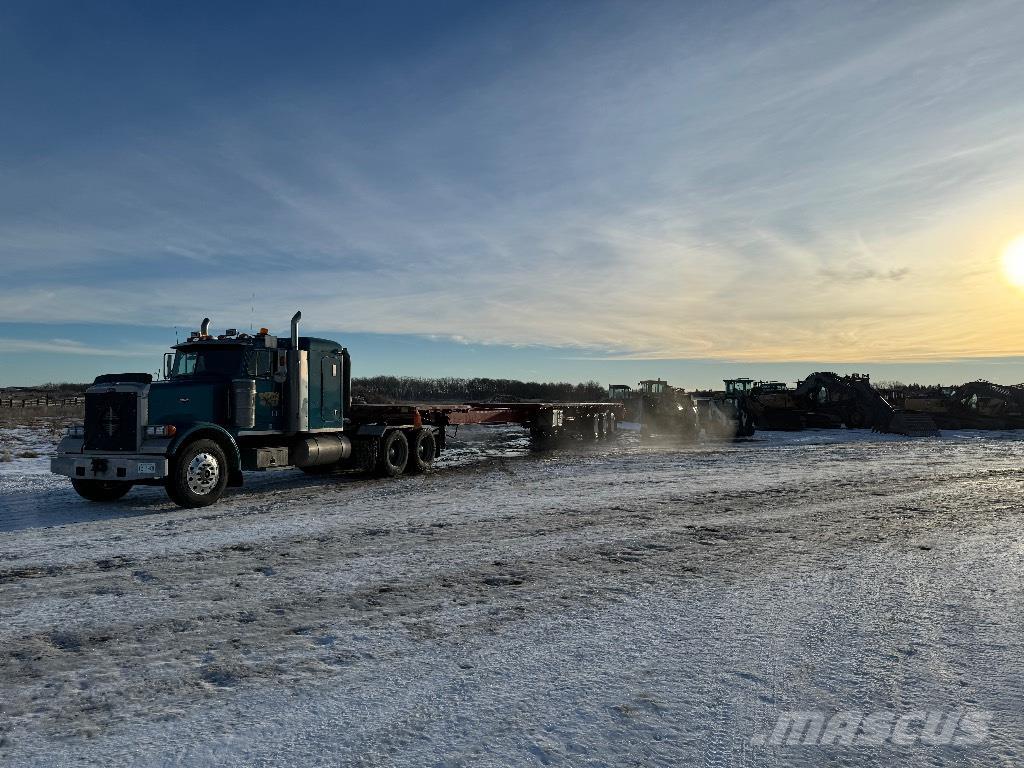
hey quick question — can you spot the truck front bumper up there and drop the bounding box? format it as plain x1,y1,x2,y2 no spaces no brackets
51,454,170,483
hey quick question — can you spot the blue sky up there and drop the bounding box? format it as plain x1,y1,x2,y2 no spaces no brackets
3,0,1024,388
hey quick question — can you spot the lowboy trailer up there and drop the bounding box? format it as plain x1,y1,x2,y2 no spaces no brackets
51,312,623,508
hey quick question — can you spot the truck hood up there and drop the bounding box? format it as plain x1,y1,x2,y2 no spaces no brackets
148,379,229,425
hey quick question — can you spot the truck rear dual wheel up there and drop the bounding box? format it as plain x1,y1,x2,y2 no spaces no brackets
407,429,436,474
166,439,228,508
71,479,133,502
376,430,409,477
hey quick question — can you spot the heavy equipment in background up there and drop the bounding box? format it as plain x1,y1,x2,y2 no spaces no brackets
707,379,756,437
791,372,938,436
618,378,753,439
722,372,937,436
896,380,1024,430
793,372,868,428
634,380,700,439
52,312,623,508
741,380,806,431
607,383,636,421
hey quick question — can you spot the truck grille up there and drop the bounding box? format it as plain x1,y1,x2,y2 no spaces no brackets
84,391,139,452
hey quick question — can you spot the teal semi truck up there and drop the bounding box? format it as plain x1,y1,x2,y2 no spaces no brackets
51,312,623,508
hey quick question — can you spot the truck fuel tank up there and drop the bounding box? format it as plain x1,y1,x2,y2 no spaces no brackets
290,434,352,467
232,379,257,429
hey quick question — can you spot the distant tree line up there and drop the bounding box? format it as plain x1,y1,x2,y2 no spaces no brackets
0,382,88,398
5,378,609,404
351,376,607,403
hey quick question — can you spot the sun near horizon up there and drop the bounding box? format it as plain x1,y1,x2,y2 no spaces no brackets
1002,234,1024,288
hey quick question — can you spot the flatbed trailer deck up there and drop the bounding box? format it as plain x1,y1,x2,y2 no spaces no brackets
350,401,626,441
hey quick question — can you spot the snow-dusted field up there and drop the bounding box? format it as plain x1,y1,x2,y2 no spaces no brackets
2,425,1024,766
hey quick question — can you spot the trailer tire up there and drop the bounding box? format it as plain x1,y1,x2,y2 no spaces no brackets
166,439,228,508
376,430,409,477
71,479,132,502
407,429,436,474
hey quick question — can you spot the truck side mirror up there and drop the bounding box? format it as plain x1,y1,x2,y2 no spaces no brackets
163,352,174,380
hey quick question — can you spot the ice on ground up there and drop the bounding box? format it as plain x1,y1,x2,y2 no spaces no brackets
1,425,1023,766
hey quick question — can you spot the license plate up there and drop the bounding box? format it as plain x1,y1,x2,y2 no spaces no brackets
137,462,156,474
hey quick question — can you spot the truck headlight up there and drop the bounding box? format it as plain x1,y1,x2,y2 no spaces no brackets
66,425,85,438
145,425,178,438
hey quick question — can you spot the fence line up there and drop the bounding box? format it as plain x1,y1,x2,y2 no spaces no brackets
0,397,85,409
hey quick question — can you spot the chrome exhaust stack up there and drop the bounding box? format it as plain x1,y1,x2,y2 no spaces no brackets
200,317,211,336
287,311,308,433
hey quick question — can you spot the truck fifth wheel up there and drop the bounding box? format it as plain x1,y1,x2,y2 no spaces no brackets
51,312,624,508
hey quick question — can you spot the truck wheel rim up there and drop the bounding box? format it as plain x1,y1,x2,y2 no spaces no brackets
417,439,431,462
187,452,220,495
389,442,406,466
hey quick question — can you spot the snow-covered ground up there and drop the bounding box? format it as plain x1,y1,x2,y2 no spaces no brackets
2,425,1024,766
0,424,61,476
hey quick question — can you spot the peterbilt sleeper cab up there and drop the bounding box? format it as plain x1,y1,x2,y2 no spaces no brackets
51,311,441,508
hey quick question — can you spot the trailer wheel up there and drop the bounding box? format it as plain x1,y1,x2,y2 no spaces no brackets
407,429,436,474
71,479,132,502
166,439,228,507
376,430,409,477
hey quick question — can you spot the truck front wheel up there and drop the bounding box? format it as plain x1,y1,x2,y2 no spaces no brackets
377,430,409,477
71,479,132,502
166,439,228,507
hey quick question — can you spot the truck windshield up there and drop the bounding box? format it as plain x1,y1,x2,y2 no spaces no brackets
170,348,245,379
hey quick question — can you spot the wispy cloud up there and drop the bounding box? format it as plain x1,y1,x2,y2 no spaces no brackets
2,0,1024,368
0,338,161,358
819,266,911,284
